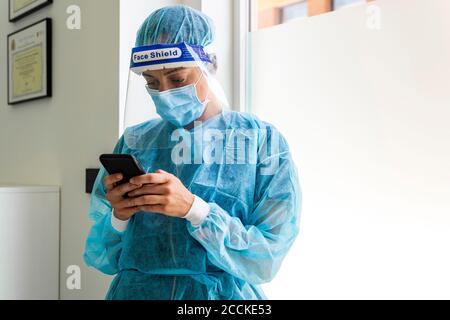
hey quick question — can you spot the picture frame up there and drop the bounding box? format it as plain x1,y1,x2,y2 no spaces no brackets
7,18,52,105
9,0,53,22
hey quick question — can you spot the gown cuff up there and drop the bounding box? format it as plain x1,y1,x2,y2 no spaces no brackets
183,195,210,227
111,209,129,232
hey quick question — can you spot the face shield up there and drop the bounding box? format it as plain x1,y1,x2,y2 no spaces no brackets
124,42,229,132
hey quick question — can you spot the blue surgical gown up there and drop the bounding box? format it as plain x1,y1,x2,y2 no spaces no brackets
84,110,301,300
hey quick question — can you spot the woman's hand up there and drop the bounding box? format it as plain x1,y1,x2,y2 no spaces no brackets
104,174,143,221
127,170,195,218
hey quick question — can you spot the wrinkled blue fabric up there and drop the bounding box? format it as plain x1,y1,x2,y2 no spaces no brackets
84,111,301,300
135,5,215,47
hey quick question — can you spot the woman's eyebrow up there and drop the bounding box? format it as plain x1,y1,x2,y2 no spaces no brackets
143,67,186,78
163,67,186,76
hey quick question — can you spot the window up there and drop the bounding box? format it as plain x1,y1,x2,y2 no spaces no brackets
333,0,365,10
244,0,450,300
282,1,308,23
257,0,308,29
256,0,376,29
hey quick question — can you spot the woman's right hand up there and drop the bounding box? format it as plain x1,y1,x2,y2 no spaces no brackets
104,174,143,221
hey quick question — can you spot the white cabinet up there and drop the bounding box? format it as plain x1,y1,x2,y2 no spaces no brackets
0,186,60,300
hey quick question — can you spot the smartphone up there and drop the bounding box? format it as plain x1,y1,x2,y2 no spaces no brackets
99,154,146,187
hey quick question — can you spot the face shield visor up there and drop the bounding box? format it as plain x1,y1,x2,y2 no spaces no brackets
124,42,229,132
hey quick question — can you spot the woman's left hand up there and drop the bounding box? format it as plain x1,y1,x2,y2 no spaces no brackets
127,170,195,218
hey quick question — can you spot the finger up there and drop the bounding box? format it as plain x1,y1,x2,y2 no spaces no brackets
114,197,139,210
130,173,171,186
127,184,169,197
114,195,165,209
111,182,142,199
104,174,123,191
130,195,167,207
139,205,166,214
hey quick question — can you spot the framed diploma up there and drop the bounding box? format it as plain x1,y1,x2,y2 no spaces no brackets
9,0,53,22
7,18,52,105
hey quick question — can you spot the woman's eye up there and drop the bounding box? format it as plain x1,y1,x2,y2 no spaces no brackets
171,78,186,84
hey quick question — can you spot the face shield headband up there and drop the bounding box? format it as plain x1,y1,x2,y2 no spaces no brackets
130,42,212,74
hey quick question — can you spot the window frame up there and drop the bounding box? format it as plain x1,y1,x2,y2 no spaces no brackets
233,0,256,112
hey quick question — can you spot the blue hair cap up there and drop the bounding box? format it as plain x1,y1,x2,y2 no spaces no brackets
135,5,216,48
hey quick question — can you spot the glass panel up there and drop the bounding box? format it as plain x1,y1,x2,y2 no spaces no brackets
249,0,450,299
333,0,365,10
258,0,308,29
282,1,308,23
257,0,374,30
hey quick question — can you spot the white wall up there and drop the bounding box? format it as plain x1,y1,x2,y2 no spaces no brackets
251,0,450,299
0,0,120,300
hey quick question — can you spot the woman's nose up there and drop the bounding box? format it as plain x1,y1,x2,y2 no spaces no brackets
158,79,173,92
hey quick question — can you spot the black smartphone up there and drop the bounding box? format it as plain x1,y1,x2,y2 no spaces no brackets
99,154,146,187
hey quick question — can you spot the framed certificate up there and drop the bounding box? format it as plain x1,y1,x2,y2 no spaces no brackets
7,18,52,105
9,0,53,22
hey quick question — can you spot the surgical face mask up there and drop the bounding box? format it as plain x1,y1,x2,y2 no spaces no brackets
146,73,210,128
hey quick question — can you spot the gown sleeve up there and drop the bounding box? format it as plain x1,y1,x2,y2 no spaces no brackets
83,135,127,275
187,128,302,285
